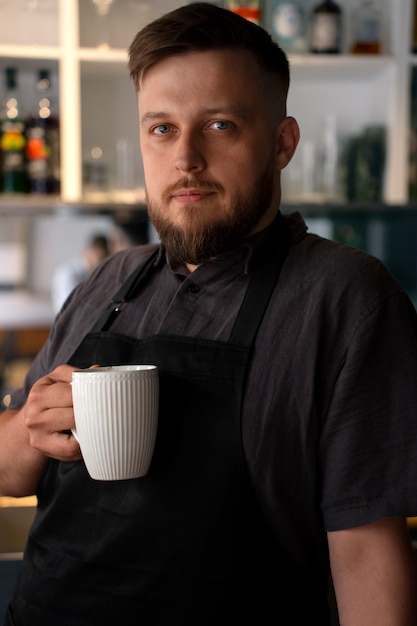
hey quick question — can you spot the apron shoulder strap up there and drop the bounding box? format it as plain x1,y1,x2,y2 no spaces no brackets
90,248,159,333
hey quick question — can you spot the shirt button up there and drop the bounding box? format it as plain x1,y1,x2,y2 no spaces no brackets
188,284,200,294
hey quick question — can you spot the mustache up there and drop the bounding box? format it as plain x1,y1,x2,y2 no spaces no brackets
163,177,223,197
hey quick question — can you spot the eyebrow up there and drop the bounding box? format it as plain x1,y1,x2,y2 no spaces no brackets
140,105,249,127
140,112,170,126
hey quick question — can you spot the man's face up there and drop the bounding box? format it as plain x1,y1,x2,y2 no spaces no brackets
138,49,291,267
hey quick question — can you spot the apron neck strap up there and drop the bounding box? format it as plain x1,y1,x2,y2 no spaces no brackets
229,213,290,345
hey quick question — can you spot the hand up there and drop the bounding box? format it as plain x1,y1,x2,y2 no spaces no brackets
24,363,82,462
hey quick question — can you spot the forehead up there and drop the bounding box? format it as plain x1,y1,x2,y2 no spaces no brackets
139,49,266,103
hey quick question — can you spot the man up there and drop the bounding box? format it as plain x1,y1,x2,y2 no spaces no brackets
2,3,417,625
50,233,110,314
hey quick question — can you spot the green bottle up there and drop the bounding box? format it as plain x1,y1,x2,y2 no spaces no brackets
0,67,28,194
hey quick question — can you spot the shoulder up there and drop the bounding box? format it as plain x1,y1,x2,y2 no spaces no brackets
282,211,403,307
50,244,160,358
91,243,160,284
64,243,159,307
273,212,417,360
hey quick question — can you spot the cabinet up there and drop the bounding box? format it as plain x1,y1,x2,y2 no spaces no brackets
0,0,185,205
0,0,415,300
0,0,413,208
273,0,411,205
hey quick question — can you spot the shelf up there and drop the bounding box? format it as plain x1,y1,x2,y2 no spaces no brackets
1,197,417,218
282,202,417,214
289,53,395,80
0,195,147,217
72,51,393,73
0,46,62,60
77,49,129,65
0,0,408,205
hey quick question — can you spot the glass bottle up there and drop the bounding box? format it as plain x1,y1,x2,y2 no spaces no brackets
269,1,308,54
26,69,61,194
412,0,417,53
320,114,340,201
224,1,262,25
309,0,343,54
350,0,384,54
91,0,114,50
409,67,417,201
0,67,28,194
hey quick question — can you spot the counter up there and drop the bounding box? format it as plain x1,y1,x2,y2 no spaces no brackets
0,290,53,330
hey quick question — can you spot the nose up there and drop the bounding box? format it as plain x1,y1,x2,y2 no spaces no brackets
174,130,206,174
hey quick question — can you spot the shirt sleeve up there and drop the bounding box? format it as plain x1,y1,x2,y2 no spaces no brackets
320,290,417,531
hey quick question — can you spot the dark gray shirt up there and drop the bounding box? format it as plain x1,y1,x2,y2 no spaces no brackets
10,211,417,572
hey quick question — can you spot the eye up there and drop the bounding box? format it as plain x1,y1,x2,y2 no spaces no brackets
152,124,172,135
210,120,231,131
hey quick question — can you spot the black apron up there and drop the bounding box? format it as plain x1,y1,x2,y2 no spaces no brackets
7,218,331,625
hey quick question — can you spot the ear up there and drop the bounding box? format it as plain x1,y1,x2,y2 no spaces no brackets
275,116,300,170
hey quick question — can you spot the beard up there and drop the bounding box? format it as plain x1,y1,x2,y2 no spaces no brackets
146,158,276,268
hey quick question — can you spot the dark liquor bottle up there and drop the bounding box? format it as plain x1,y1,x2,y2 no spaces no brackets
0,67,28,193
26,69,60,194
309,0,342,54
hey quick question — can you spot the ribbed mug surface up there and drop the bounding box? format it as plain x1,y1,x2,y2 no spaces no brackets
72,365,159,480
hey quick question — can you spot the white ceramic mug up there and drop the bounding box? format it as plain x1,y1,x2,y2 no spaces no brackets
71,365,159,481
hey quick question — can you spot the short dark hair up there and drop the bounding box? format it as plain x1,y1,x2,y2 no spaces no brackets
89,234,109,255
128,2,290,97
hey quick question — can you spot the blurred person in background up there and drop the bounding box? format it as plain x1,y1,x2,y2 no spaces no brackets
50,233,110,314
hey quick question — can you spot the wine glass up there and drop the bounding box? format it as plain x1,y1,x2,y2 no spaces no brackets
91,0,114,50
